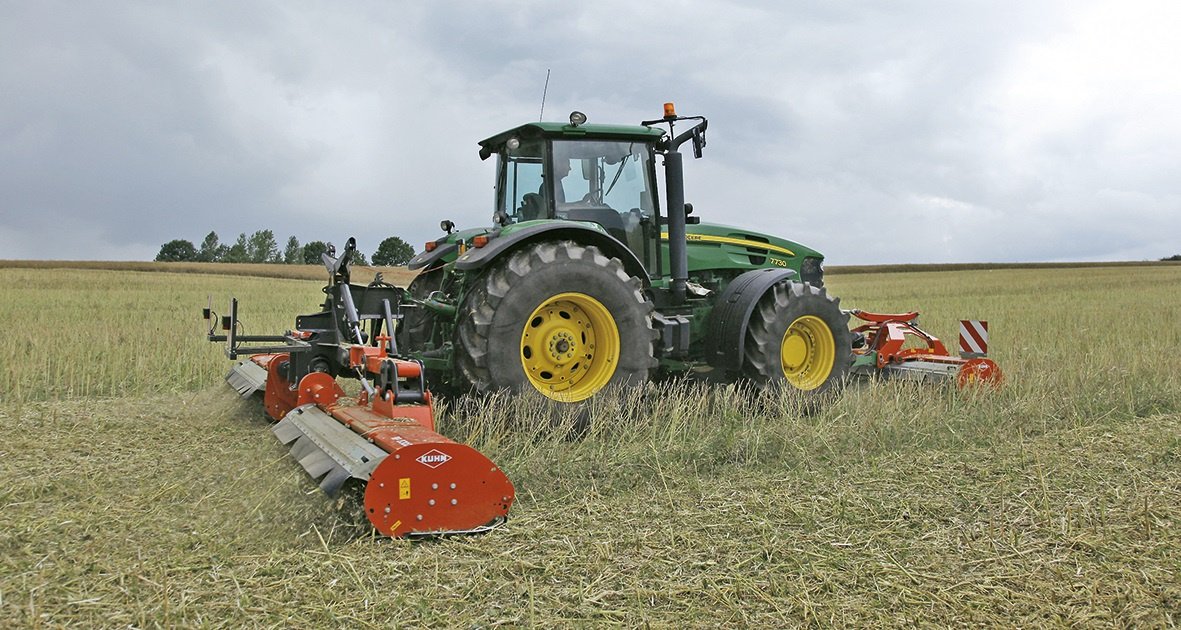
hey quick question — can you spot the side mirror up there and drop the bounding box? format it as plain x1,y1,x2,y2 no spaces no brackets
691,129,706,159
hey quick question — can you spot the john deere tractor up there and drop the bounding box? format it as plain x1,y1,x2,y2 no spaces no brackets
399,104,852,403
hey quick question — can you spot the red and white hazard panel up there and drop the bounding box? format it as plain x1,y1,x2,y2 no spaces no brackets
959,320,989,357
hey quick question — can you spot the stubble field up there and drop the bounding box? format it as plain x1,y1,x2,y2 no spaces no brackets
1,262,1178,627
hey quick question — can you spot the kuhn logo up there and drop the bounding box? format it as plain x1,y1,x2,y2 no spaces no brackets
416,449,452,468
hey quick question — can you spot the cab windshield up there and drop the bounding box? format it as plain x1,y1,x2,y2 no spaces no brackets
495,138,658,256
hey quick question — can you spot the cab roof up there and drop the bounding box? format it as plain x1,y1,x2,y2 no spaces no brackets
478,122,666,153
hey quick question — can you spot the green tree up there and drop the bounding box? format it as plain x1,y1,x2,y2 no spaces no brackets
372,236,415,266
303,240,329,265
247,229,280,263
223,233,249,263
195,231,224,262
352,250,369,266
283,236,302,264
155,239,197,262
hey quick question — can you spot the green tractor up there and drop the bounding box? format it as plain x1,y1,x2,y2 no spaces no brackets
399,104,853,403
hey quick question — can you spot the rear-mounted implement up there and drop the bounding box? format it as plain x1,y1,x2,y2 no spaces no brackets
205,237,514,537
848,310,1003,388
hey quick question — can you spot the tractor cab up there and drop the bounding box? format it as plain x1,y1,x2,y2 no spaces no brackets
479,115,666,269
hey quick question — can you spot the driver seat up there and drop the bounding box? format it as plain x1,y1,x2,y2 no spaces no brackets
518,193,546,221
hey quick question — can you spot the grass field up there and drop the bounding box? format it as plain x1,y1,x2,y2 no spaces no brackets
1,263,1178,627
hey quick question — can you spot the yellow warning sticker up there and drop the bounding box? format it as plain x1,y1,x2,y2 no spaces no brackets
399,477,411,500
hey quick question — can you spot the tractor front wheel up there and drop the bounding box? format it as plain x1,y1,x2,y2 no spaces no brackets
456,240,656,402
743,281,852,397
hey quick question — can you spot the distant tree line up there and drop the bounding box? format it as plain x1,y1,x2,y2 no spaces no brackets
155,231,416,266
1163,254,1181,262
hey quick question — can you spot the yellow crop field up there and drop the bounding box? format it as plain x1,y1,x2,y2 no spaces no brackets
1,263,1178,626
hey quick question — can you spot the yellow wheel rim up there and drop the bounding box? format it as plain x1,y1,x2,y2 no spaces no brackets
780,315,835,390
520,292,619,402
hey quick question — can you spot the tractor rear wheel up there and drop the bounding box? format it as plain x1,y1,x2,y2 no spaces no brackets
399,269,443,353
743,281,852,396
456,240,656,402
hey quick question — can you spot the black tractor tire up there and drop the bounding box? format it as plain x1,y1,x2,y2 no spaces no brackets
398,269,443,354
743,280,852,398
455,239,656,402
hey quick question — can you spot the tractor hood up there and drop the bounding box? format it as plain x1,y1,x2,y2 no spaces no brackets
674,222,823,274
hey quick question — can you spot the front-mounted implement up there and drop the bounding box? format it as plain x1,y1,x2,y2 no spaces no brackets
848,310,1003,387
205,239,514,537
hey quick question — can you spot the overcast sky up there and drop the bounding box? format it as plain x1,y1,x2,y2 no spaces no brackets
3,1,1178,264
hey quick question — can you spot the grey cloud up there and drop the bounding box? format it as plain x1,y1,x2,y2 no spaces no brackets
1,1,1176,263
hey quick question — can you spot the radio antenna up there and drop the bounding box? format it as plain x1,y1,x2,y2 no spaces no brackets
539,68,551,121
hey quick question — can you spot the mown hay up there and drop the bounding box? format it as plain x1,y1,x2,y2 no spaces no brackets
1,264,1178,626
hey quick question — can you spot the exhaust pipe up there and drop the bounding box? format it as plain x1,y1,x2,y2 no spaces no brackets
643,103,706,305
664,150,688,304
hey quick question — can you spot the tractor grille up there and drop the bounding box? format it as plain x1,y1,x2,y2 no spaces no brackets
801,257,824,286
